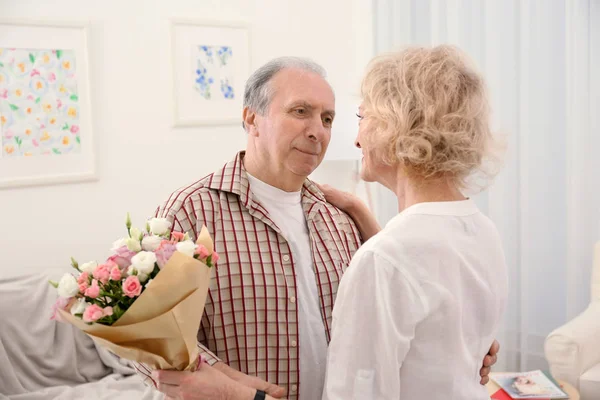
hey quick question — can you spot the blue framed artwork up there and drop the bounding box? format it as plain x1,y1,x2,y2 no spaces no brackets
171,19,250,127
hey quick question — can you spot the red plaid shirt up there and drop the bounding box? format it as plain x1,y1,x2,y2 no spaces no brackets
134,152,362,399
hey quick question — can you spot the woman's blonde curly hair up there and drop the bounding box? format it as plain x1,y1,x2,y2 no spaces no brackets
361,45,500,189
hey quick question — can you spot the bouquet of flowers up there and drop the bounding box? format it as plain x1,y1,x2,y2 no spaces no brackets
49,214,217,371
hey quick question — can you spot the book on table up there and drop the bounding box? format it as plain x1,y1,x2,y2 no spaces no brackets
490,370,569,399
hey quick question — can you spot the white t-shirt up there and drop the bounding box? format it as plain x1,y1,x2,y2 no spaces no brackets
247,173,328,400
322,199,509,400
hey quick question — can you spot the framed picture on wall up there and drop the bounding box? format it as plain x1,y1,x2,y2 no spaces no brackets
0,20,96,189
170,19,250,127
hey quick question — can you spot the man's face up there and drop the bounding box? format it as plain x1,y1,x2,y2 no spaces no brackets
253,68,335,178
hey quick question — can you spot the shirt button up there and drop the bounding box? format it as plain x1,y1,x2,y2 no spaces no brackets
291,340,297,347
290,296,296,303
291,385,298,392
282,255,290,262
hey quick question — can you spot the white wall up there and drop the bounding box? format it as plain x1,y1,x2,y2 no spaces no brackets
0,0,373,278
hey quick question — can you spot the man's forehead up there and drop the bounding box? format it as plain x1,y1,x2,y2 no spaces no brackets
271,69,335,108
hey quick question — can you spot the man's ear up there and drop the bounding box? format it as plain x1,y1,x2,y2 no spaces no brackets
242,107,259,137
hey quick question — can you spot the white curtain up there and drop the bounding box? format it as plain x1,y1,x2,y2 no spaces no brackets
372,0,600,371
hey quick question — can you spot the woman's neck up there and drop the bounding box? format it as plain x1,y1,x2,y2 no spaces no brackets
393,173,466,212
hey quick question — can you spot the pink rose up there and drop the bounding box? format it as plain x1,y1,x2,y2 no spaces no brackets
78,282,88,294
108,246,137,269
84,279,100,298
82,304,104,323
155,241,177,269
195,244,210,259
93,264,110,284
212,251,220,263
48,72,56,83
77,272,89,284
103,306,113,317
109,265,121,281
70,125,79,134
122,276,142,298
171,231,185,242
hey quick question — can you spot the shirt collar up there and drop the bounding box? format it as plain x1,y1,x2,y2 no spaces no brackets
206,151,327,222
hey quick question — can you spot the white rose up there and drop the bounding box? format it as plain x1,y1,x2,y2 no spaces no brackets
142,235,162,251
57,274,79,298
126,266,148,283
70,298,89,316
126,237,142,252
79,261,97,274
149,218,170,236
130,251,157,275
176,240,197,257
111,238,128,252
130,227,142,241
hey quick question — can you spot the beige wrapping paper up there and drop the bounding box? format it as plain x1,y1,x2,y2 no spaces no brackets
57,226,214,371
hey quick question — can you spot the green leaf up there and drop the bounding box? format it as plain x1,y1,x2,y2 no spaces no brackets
52,148,61,155
62,123,69,130
0,62,4,68
15,137,22,146
70,257,79,271
29,53,35,64
70,94,79,101
56,50,62,59
113,305,124,319
48,280,59,288
35,97,41,104
76,136,80,144
9,104,18,111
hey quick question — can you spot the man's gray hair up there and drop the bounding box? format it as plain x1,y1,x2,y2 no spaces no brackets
243,56,328,116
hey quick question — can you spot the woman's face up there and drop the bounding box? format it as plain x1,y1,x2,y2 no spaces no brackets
355,105,375,182
355,104,394,185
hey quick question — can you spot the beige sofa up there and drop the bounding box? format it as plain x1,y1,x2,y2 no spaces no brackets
545,242,600,400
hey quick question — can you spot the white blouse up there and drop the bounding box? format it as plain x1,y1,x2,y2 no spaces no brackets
322,200,508,400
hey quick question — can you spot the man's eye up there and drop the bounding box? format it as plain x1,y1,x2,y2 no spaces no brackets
323,117,333,126
295,108,306,115
356,113,364,120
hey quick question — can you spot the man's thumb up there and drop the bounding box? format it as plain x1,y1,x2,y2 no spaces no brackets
264,382,287,398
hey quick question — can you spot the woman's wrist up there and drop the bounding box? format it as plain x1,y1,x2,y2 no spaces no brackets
345,195,368,217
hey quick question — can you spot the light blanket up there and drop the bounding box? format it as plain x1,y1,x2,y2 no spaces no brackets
0,273,162,400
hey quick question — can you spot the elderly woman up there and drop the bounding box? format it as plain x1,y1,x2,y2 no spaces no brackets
153,45,507,400
320,44,508,399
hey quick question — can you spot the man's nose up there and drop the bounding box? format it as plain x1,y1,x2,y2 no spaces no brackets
307,118,329,142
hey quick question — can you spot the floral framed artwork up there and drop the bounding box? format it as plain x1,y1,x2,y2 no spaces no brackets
170,19,250,127
0,20,96,189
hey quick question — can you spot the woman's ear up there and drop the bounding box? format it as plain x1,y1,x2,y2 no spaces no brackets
242,107,259,137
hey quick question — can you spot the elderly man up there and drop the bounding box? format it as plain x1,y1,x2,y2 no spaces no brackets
138,57,498,400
